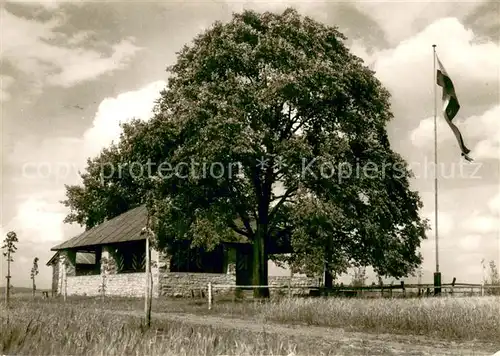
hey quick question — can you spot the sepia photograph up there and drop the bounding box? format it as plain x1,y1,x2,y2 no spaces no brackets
1,0,499,355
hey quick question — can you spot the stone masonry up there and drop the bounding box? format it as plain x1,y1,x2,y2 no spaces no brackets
60,245,319,298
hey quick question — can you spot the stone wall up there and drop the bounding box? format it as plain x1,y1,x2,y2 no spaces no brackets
64,271,232,298
59,243,319,299
59,250,76,276
66,275,101,297
105,273,147,297
66,273,147,297
51,263,59,297
63,272,318,298
269,275,320,296
158,272,236,298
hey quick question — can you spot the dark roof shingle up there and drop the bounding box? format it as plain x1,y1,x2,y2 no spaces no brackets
51,205,148,251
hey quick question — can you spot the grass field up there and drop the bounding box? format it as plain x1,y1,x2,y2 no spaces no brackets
1,303,304,356
1,294,499,355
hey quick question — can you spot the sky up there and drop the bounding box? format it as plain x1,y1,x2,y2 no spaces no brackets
1,0,499,289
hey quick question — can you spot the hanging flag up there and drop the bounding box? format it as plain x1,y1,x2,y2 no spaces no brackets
436,55,473,161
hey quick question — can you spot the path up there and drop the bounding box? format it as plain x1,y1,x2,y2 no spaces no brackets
110,309,498,355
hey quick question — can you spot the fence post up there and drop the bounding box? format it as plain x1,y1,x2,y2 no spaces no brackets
64,266,67,302
208,282,212,310
101,274,105,302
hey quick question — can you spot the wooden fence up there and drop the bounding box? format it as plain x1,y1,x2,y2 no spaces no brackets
207,281,500,308
310,282,500,298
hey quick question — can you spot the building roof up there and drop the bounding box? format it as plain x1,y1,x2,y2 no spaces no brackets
46,253,58,266
50,205,148,251
49,204,293,255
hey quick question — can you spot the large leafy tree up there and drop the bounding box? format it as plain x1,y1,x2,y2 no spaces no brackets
61,117,178,230
62,8,428,298
146,8,428,297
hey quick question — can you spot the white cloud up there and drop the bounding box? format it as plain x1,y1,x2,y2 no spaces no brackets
1,79,166,287
353,1,487,46
423,210,454,237
410,116,447,147
458,234,483,251
0,75,15,102
83,80,166,158
1,198,67,243
410,105,500,160
1,8,141,88
392,17,500,161
416,184,500,282
223,0,327,22
349,39,373,63
488,192,500,215
4,80,166,245
47,38,142,88
372,17,499,115
6,0,84,10
462,213,499,234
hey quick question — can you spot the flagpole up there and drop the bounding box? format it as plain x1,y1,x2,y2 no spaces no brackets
432,44,441,296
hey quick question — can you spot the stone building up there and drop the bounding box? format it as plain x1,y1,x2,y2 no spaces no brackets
46,205,318,298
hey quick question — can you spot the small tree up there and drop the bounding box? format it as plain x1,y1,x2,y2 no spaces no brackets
98,257,110,302
351,266,367,287
59,254,70,302
488,261,499,284
481,258,487,285
488,260,500,296
30,257,39,298
2,231,18,306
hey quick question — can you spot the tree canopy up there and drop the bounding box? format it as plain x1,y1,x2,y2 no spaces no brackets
2,231,18,262
62,8,428,297
61,117,178,229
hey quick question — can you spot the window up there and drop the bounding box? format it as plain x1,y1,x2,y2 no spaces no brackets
112,241,146,273
75,252,99,276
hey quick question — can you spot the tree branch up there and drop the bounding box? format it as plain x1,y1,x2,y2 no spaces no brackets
269,186,298,223
279,109,302,140
227,177,255,237
270,190,297,202
239,212,254,236
228,222,251,238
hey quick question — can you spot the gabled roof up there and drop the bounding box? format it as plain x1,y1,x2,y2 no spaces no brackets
46,252,58,266
50,204,286,254
50,205,148,251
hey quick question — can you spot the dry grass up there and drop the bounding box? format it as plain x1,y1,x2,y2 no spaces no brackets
258,296,500,342
2,295,499,355
0,301,314,355
14,294,500,342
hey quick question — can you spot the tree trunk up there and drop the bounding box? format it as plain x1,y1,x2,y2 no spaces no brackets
144,236,152,327
323,235,333,294
32,278,36,298
252,226,269,298
5,251,10,306
324,268,333,288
